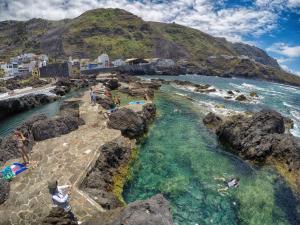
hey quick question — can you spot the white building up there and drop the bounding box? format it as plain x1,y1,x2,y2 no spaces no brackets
97,54,110,68
112,59,125,67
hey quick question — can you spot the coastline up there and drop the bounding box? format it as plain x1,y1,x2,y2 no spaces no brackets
0,73,165,224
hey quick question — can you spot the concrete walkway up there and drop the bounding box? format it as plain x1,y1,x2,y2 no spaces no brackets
0,84,122,225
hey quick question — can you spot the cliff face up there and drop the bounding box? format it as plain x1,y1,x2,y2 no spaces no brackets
0,8,299,85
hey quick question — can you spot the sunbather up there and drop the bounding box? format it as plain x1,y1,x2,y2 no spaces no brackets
14,130,30,165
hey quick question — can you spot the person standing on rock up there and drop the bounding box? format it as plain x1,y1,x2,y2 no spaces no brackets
48,180,76,220
90,88,97,105
14,130,30,165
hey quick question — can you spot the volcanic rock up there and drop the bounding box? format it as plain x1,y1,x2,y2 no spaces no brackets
108,194,173,225
42,207,77,225
107,108,146,139
250,91,258,97
203,112,222,130
204,110,300,178
95,96,115,110
31,115,85,141
0,94,58,120
235,94,247,101
104,79,120,90
81,137,132,209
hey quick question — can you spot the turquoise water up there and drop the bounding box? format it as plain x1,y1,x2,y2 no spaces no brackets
0,90,84,137
124,76,300,225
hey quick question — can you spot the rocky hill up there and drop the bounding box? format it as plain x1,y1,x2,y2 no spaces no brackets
1,8,300,85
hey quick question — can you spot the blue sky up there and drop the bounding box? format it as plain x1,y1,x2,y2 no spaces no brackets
0,0,299,75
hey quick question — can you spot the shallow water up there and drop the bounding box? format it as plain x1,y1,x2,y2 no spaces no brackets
0,90,85,137
123,76,300,225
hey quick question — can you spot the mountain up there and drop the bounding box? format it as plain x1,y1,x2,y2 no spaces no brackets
1,8,300,86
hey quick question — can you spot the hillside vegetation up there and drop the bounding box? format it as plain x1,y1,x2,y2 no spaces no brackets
1,8,300,85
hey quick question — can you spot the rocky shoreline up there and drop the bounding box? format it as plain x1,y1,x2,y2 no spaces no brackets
0,74,173,225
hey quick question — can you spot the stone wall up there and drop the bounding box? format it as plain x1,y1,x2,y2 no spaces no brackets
39,62,72,78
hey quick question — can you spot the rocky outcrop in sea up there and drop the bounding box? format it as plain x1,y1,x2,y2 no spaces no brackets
203,109,300,191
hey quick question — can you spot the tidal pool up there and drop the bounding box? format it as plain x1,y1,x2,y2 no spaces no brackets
123,89,300,225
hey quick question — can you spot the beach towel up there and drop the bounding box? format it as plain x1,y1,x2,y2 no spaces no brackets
0,163,28,181
129,101,145,105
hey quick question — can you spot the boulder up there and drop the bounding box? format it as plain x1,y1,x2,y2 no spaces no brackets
139,103,156,124
95,96,115,110
227,90,234,95
210,110,300,171
104,79,120,90
235,94,247,101
51,86,71,96
42,207,77,225
0,178,10,205
250,91,258,97
32,115,85,141
107,108,146,139
109,194,173,225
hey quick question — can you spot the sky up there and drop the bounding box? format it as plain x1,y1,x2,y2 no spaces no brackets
0,0,299,75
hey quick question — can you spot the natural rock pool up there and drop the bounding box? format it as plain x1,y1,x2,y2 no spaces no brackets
123,76,300,225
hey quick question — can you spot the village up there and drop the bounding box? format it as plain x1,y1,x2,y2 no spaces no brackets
0,53,177,79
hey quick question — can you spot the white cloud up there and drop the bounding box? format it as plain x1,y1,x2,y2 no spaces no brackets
268,43,300,57
256,0,300,9
0,0,279,43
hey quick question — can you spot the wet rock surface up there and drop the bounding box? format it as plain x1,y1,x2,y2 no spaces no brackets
235,94,247,101
203,109,300,190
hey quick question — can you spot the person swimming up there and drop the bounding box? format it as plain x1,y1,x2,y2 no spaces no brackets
214,176,240,193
